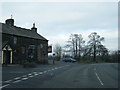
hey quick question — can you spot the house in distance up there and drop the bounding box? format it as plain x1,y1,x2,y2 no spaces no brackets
0,17,48,65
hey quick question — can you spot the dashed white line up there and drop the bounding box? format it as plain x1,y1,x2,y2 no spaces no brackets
43,71,47,73
34,74,39,76
12,80,21,83
2,65,70,87
54,67,58,69
33,72,37,74
14,77,21,80
39,72,43,74
29,75,34,78
22,75,27,77
95,72,104,85
0,84,10,88
28,73,32,75
21,78,28,80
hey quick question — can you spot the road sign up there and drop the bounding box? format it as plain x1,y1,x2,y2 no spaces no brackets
48,46,52,53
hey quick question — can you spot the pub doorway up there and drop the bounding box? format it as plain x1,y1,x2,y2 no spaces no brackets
2,45,13,64
3,50,11,64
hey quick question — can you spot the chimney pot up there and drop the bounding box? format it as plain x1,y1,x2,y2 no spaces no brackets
5,19,14,26
31,23,37,32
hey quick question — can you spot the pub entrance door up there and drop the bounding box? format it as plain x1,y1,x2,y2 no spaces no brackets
4,50,11,64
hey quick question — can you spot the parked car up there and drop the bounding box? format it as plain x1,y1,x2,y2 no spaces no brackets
63,58,77,62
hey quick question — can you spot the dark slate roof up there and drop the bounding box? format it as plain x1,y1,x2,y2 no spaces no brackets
0,23,48,41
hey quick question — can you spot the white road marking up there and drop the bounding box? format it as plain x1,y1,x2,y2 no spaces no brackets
0,84,10,88
14,77,21,80
28,73,32,75
22,75,27,77
39,72,43,74
21,78,28,80
43,71,47,73
2,65,71,87
95,72,104,85
55,67,58,69
34,74,39,76
4,80,12,83
12,80,21,83
29,75,34,78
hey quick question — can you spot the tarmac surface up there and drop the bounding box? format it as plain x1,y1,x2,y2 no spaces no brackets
1,61,119,88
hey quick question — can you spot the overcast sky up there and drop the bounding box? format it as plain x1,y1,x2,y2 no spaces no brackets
1,2,118,51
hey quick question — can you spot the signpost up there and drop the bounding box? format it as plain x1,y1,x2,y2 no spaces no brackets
53,53,55,64
48,46,52,53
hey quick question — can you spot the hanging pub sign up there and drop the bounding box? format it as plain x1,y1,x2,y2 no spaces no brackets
48,45,52,53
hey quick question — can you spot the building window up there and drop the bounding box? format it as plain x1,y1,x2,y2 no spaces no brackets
13,37,17,44
28,45,35,59
40,44,43,48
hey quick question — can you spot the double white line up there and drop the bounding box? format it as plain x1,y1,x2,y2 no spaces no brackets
0,84,10,89
1,65,70,88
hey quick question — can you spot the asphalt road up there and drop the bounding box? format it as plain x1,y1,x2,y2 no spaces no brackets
1,61,119,88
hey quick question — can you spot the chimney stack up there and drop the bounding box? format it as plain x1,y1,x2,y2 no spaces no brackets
31,23,37,32
5,19,14,26
5,15,14,26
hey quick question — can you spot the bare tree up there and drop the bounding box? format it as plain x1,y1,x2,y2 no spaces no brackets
78,34,85,59
82,45,93,61
53,43,62,61
65,34,85,59
97,45,109,61
88,32,104,62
